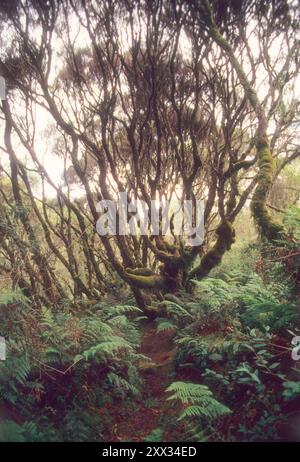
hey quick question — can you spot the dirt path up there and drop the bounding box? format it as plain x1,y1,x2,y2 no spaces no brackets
105,321,178,442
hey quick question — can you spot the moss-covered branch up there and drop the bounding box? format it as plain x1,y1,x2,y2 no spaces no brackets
124,267,167,290
187,220,235,281
201,0,284,242
250,136,283,240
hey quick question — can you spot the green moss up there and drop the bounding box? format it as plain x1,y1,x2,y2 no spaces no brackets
188,220,235,281
124,270,166,290
251,138,284,241
126,267,156,276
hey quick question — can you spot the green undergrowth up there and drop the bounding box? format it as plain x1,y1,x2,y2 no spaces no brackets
0,295,146,441
158,239,300,441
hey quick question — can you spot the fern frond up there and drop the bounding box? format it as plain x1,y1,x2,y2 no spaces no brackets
166,381,231,422
156,318,175,333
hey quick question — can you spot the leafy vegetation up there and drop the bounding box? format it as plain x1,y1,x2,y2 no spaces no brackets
157,232,300,441
166,381,231,420
0,0,299,444
1,224,300,441
0,294,145,441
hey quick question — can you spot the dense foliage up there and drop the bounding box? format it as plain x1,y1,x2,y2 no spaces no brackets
0,294,146,441
1,207,300,441
0,0,299,443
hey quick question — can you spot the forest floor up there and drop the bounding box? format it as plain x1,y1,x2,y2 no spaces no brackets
101,320,300,443
102,321,186,442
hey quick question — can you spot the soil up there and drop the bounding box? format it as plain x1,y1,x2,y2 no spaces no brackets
102,321,185,442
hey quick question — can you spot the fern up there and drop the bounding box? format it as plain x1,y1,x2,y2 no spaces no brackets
0,295,144,440
283,206,300,239
0,420,58,442
0,340,31,403
156,318,175,333
40,306,55,328
77,335,133,363
62,407,101,442
163,301,193,320
166,381,231,421
107,372,139,395
0,290,28,305
143,427,164,442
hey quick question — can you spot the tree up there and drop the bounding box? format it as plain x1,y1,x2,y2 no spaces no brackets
0,0,299,308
